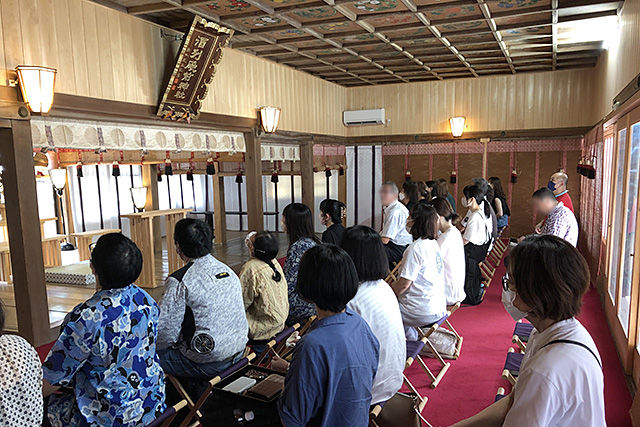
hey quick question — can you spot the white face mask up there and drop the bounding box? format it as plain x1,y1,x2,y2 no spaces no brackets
502,288,530,321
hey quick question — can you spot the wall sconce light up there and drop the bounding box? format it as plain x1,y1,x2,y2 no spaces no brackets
49,168,67,196
259,106,281,134
449,116,466,137
130,186,148,212
15,65,57,113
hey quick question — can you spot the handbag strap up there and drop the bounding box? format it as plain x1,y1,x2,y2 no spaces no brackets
541,339,602,369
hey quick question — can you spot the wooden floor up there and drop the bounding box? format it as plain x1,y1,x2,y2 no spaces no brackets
0,231,290,332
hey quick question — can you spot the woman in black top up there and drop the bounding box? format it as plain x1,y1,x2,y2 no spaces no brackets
320,199,346,245
402,181,420,214
489,177,510,230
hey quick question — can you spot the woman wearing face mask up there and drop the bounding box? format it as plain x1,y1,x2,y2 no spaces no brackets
453,235,604,427
460,185,492,305
319,199,346,245
391,203,447,340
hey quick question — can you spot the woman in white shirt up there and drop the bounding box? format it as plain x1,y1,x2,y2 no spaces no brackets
341,225,406,406
0,300,43,426
428,197,466,305
454,235,605,427
460,185,492,305
392,203,447,340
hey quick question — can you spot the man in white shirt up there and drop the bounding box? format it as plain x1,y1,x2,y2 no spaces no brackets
379,182,413,266
530,188,579,247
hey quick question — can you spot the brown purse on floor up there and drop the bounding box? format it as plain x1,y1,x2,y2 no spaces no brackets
373,392,422,427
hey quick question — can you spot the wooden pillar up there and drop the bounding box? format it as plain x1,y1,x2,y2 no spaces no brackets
244,131,264,232
212,171,227,245
141,164,162,255
0,120,50,345
300,140,315,214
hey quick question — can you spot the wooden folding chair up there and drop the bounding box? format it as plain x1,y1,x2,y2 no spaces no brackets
479,261,495,286
414,314,452,389
369,392,428,427
400,337,433,426
494,387,506,403
511,321,534,353
440,302,463,360
171,352,256,427
385,262,402,284
501,348,523,386
252,322,301,366
277,315,317,361
145,399,187,427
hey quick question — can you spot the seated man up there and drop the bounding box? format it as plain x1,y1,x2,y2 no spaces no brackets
379,182,413,266
530,188,579,247
157,218,248,378
42,233,166,426
278,244,379,426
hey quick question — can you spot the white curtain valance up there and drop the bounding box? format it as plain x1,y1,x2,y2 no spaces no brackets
30,117,246,154
30,117,301,161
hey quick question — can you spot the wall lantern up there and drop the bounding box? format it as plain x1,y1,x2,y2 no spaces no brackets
259,106,281,134
449,116,466,138
130,186,148,212
15,65,57,113
49,168,67,195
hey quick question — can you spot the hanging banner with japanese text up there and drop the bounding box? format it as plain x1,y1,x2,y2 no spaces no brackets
157,16,233,122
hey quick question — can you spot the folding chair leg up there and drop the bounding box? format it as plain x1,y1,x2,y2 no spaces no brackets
417,351,450,389
403,373,425,398
167,376,202,424
512,335,527,353
502,369,517,386
443,319,463,360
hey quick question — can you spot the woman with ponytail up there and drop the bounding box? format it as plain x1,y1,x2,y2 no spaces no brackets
460,185,492,305
320,199,346,245
240,231,289,342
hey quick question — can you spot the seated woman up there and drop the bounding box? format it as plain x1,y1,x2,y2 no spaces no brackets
0,300,43,425
453,235,604,427
341,225,405,406
278,244,379,426
489,176,510,230
43,233,165,426
402,181,421,213
282,203,319,326
319,198,346,245
428,197,466,305
240,231,288,343
461,185,493,305
391,203,447,340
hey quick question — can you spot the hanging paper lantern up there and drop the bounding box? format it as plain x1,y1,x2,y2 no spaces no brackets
76,162,83,178
271,171,279,183
325,166,332,178
338,165,345,176
235,172,243,184
157,165,163,182
206,157,215,175
405,170,411,181
450,170,457,184
510,168,518,183
164,158,173,176
186,169,194,181
112,161,120,177
582,158,596,179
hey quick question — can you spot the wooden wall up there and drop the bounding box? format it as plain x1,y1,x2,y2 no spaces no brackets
383,140,582,237
590,0,640,122
346,69,595,137
0,0,346,136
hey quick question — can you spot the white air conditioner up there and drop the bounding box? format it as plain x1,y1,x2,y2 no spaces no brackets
343,108,385,126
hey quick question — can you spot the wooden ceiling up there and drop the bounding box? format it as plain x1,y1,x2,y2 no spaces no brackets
94,0,623,86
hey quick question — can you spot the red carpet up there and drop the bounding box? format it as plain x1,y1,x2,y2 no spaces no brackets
403,258,633,426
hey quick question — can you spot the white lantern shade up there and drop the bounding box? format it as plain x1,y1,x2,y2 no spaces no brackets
259,106,281,134
15,65,57,113
449,116,466,137
49,168,67,190
130,186,148,211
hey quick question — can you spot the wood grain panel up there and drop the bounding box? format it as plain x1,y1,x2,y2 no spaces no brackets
383,155,405,189
346,69,595,137
511,152,537,237
432,154,454,186
487,152,511,224
457,153,483,194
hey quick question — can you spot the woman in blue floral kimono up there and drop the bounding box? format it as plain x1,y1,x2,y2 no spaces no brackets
281,203,320,326
42,233,166,427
